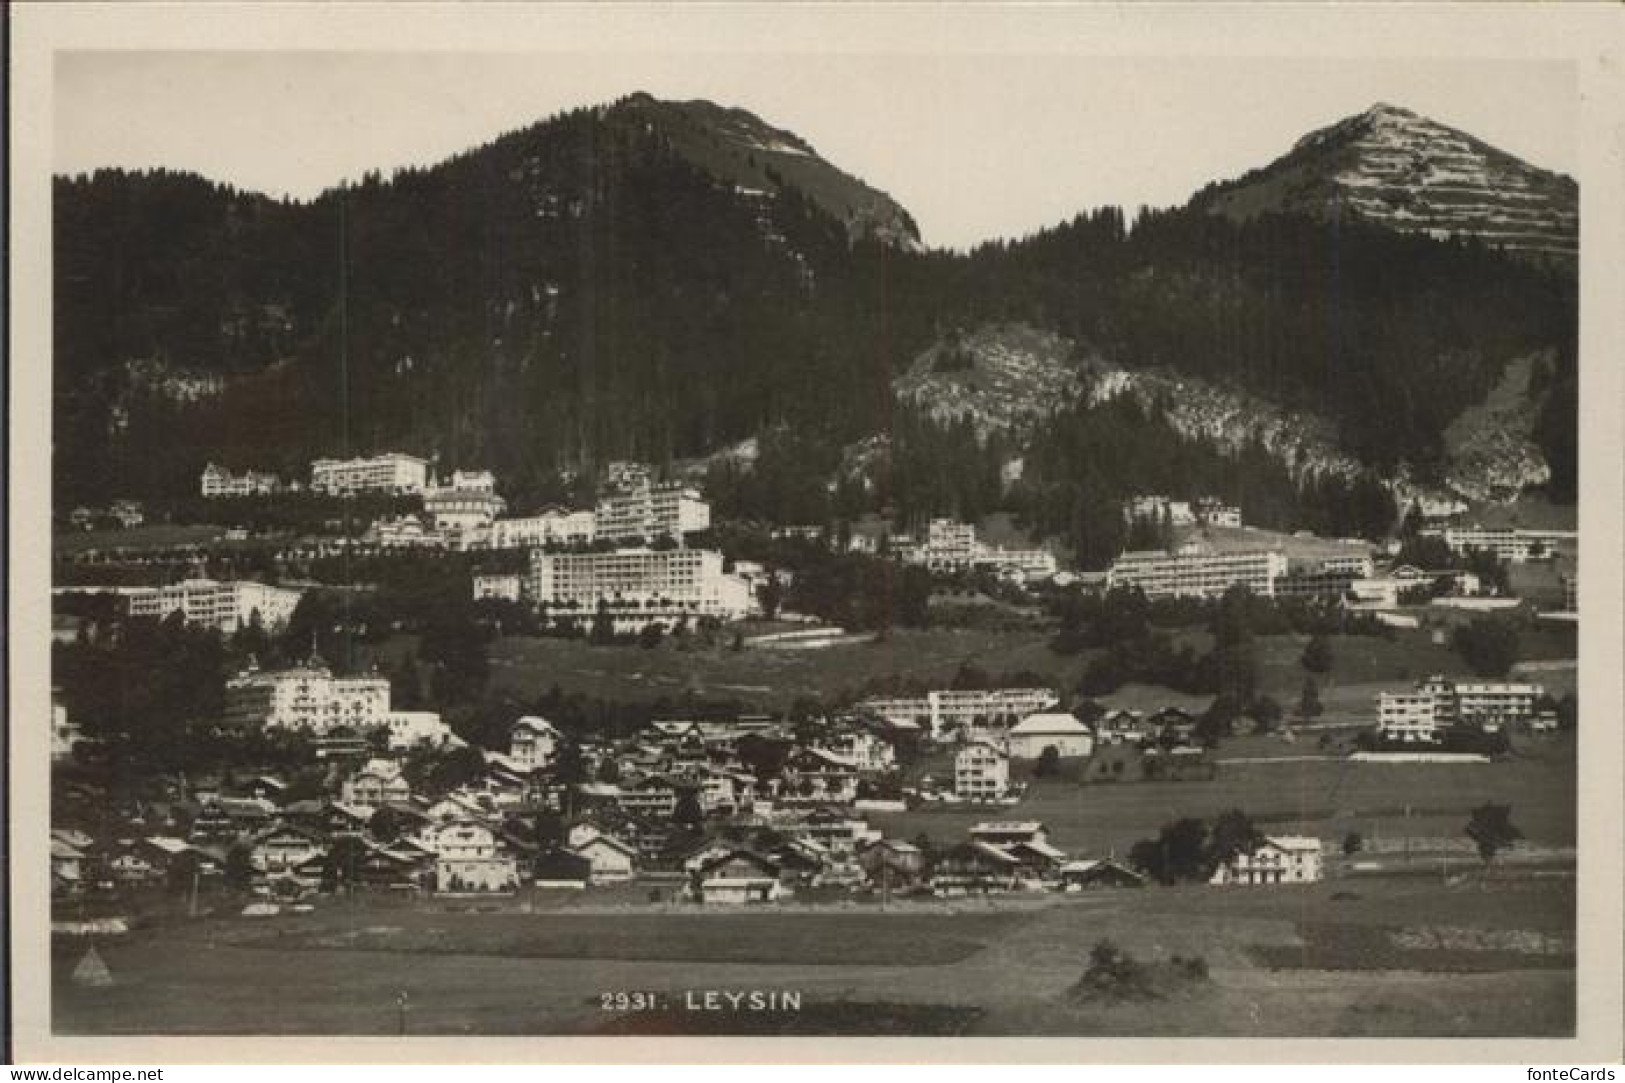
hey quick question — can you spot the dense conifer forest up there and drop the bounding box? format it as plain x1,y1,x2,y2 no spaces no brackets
54,95,1578,525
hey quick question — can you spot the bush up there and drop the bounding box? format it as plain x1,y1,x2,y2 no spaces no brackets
1071,940,1158,1004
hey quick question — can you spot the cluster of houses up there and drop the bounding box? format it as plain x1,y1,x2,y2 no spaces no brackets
56,692,1315,910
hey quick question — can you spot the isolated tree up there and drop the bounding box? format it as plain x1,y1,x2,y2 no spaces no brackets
1129,817,1209,884
1034,745,1061,778
224,842,257,892
1465,803,1523,867
1342,831,1364,857
1247,695,1283,734
672,790,704,829
1453,617,1520,679
595,757,622,785
1205,809,1265,874
369,806,403,845
758,573,785,620
638,622,665,649
1300,634,1334,674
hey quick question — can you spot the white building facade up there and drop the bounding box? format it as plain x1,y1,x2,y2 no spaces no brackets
528,547,750,631
310,453,429,496
1105,544,1288,599
126,579,303,634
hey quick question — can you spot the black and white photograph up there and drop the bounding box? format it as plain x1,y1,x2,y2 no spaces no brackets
9,1,1624,1065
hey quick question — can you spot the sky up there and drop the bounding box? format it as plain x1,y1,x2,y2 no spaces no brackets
55,51,1576,251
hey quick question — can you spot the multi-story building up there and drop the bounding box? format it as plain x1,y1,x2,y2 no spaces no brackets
1562,572,1578,614
369,515,450,550
528,547,751,632
488,509,597,549
1123,495,1195,527
595,481,710,542
109,499,146,528
509,716,562,771
200,463,283,498
1376,690,1442,743
126,578,303,634
310,452,429,496
224,658,396,735
970,546,1059,583
1429,526,1577,565
1209,836,1322,886
1105,543,1288,599
1454,681,1544,730
424,471,507,533
859,688,1058,741
472,574,523,602
953,742,1010,801
1194,498,1243,529
1274,555,1379,602
1375,674,1545,740
858,686,1059,738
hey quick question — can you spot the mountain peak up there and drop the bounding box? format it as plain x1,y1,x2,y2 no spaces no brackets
609,94,919,249
1202,103,1577,265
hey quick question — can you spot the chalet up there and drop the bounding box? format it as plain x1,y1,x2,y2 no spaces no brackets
428,820,518,894
1059,858,1146,890
1209,836,1324,886
617,775,680,818
533,848,592,889
781,748,860,804
1149,707,1200,747
930,840,1022,895
51,839,85,896
857,839,926,885
341,759,411,811
323,802,374,837
359,846,431,893
569,828,639,883
690,849,784,904
793,809,880,854
1004,838,1069,881
1095,709,1153,745
244,776,288,804
509,716,562,771
251,824,327,874
108,848,162,885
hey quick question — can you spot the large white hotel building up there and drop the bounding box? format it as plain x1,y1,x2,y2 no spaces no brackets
527,547,750,632
595,481,711,543
310,452,429,496
488,508,598,549
1375,674,1546,742
126,578,303,634
1105,543,1289,599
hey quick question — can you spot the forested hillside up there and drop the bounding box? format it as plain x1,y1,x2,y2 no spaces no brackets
54,96,1578,517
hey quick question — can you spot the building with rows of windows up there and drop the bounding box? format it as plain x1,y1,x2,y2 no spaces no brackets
527,547,751,632
858,688,1058,742
1105,543,1288,599
1374,674,1546,742
424,470,507,533
310,452,429,496
125,578,303,634
200,463,284,498
595,480,711,543
487,508,598,549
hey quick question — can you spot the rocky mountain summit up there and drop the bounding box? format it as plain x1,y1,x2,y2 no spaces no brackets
1193,103,1577,265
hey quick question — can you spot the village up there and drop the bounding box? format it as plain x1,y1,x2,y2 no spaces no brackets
50,452,1577,932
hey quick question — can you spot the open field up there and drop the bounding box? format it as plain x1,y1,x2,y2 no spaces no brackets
486,627,1091,710
870,733,1575,855
55,524,225,556
482,620,1526,719
54,869,1573,1037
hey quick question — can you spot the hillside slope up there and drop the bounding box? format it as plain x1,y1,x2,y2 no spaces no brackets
1192,103,1577,265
